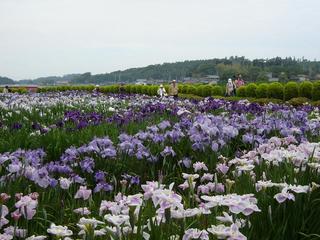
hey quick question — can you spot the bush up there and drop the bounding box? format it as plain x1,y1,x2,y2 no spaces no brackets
288,97,309,106
179,84,189,94
245,83,258,98
196,85,205,96
12,87,28,94
299,81,313,99
284,82,299,100
312,100,320,106
188,86,197,95
253,98,283,105
197,85,213,97
211,86,223,96
312,81,320,101
267,82,284,100
178,93,203,101
124,85,132,93
236,86,246,97
256,83,268,98
141,85,149,95
135,85,143,94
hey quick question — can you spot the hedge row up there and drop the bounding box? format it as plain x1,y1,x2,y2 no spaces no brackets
236,81,320,101
5,81,320,101
38,84,226,97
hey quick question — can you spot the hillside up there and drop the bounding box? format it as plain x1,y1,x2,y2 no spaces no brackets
0,76,15,85
2,57,320,85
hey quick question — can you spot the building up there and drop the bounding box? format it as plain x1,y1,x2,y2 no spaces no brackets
55,80,69,85
297,74,309,82
135,79,147,85
266,72,279,82
200,75,220,84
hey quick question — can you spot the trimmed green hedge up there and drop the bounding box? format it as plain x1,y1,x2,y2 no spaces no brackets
35,81,320,103
284,82,299,101
236,86,247,97
299,81,313,99
256,83,268,98
245,83,257,98
268,82,284,100
212,86,223,96
312,81,320,101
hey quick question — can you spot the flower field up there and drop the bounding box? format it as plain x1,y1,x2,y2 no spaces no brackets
0,91,320,240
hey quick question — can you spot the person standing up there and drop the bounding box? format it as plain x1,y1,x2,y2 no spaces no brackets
235,74,245,88
2,86,9,93
225,79,235,97
157,84,167,98
169,80,178,98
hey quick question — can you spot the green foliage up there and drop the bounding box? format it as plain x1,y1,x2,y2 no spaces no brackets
252,98,283,105
11,87,28,94
236,86,247,97
268,82,284,100
196,85,213,97
256,83,269,98
245,83,258,98
288,97,309,106
299,81,313,99
211,86,223,96
178,93,203,101
187,86,197,95
284,82,299,100
312,81,320,101
257,72,269,82
279,72,289,82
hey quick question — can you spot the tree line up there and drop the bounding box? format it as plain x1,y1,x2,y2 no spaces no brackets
1,57,320,85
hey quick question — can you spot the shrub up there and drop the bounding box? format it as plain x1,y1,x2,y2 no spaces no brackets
188,86,197,95
178,93,203,101
288,97,309,106
195,85,204,96
202,85,214,97
179,84,189,94
140,85,149,95
256,83,268,98
245,83,258,98
312,100,320,107
284,82,299,100
150,85,158,96
211,86,223,96
12,87,28,94
267,82,284,100
253,98,283,105
135,85,143,94
236,86,246,97
125,85,132,93
312,81,320,101
299,81,313,99
182,85,191,94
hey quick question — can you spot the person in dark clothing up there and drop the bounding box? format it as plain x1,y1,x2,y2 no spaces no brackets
119,84,125,94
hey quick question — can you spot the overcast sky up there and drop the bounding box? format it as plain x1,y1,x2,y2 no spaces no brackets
0,0,319,80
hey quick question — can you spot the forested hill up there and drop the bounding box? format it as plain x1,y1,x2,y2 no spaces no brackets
0,76,15,85
69,57,320,84
2,57,320,85
54,57,320,84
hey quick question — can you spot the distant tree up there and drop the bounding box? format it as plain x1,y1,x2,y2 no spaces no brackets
279,72,289,82
257,72,269,82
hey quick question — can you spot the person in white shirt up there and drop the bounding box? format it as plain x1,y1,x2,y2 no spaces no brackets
225,79,235,96
2,86,9,93
157,84,167,98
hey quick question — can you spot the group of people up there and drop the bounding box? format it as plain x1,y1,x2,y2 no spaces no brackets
157,80,178,98
225,74,245,96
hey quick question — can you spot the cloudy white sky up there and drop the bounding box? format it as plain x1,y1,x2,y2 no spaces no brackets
0,0,319,79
